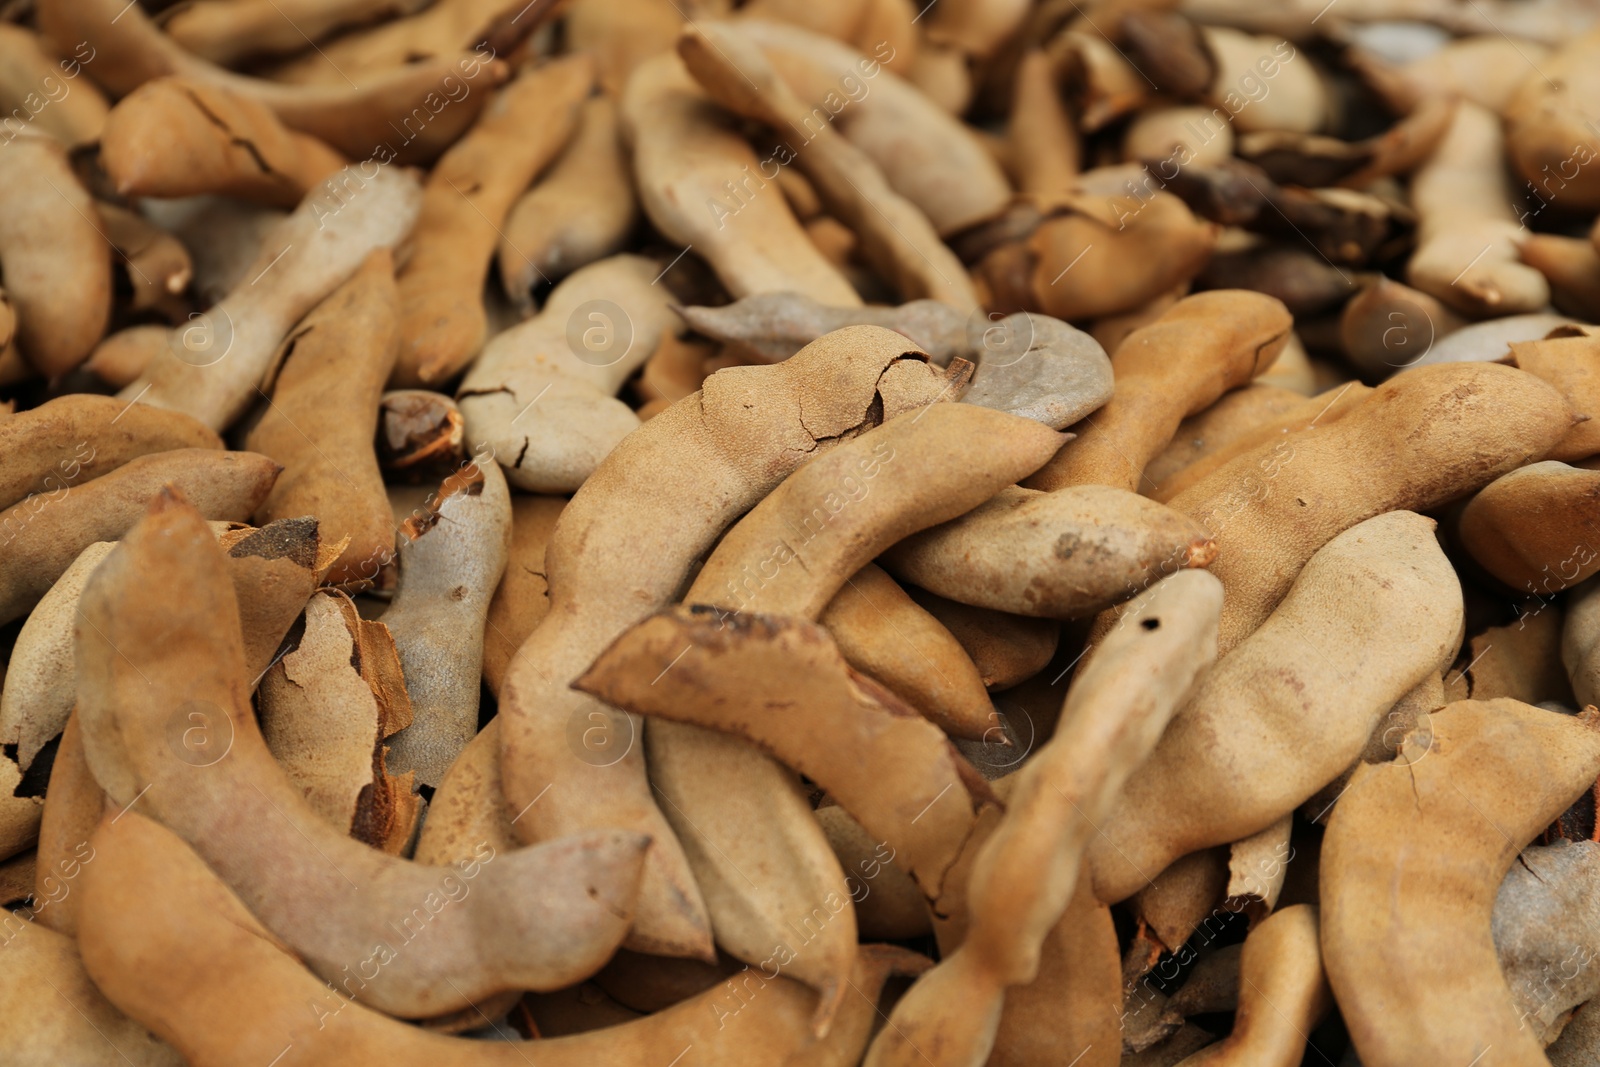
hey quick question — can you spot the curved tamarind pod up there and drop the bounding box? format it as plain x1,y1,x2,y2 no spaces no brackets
1026,291,1291,493
882,485,1215,619
32,713,101,936
96,202,193,314
1492,839,1600,1045
815,804,929,940
458,255,678,493
1173,904,1329,1066
1088,512,1463,904
821,563,996,740
1164,362,1572,654
1145,385,1306,490
159,0,432,66
0,135,111,378
908,588,1058,691
499,96,638,313
498,327,965,959
73,490,648,1018
1505,30,1600,213
1008,50,1080,198
0,448,278,626
0,25,109,147
1337,275,1468,381
382,462,511,787
1508,329,1600,461
101,78,346,206
267,0,531,85
1459,461,1600,593
392,56,594,387
245,250,398,585
35,0,508,163
1321,699,1600,1067
0,394,220,513
862,569,1221,1067
0,916,184,1067
680,21,980,312
1408,101,1549,315
1521,234,1600,322
483,494,562,697
622,52,861,306
120,165,421,432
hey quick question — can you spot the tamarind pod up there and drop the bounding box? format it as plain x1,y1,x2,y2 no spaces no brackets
95,203,192,317
1199,28,1326,133
120,166,420,431
567,0,686,97
159,0,433,66
907,588,1058,690
676,292,969,364
814,804,929,940
1505,30,1600,214
0,394,220,513
78,809,927,1067
1348,36,1548,115
0,135,111,378
738,0,875,47
881,485,1215,619
1321,699,1600,1067
1445,608,1570,709
32,713,101,936
458,255,678,493
1008,50,1080,197
1125,106,1233,171
0,25,109,147
821,563,997,740
35,0,509,163
266,0,531,85
1492,839,1600,1045
1048,28,1149,132
1508,329,1600,461
1460,461,1600,593
908,45,976,116
497,327,965,960
498,97,637,313
1173,904,1329,1066
1089,512,1463,904
0,915,184,1067
149,195,287,307
414,719,512,867
1087,282,1186,354
1408,101,1549,315
391,57,594,387
378,389,467,474
482,494,562,697
1027,291,1291,493
245,250,397,586
1521,234,1600,322
74,490,649,1017
849,0,918,74
1165,362,1571,653
1145,385,1306,490
680,22,981,312
0,448,278,626
862,570,1221,1067
217,518,339,681
621,53,861,307
1563,578,1600,710
101,79,346,207
0,750,41,862
382,463,511,787
1303,672,1445,825
961,314,1114,431
738,20,1013,236
1151,381,1370,503
1338,275,1468,381
1223,813,1292,920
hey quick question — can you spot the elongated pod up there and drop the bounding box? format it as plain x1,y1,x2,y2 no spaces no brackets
482,494,563,697
1504,29,1600,213
32,714,101,935
1321,699,1600,1066
1508,328,1600,461
159,0,432,66
1459,461,1600,593
0,25,109,146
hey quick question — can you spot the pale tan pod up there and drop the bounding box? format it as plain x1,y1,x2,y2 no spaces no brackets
0,134,111,377
482,494,563,698
1302,672,1447,825
382,462,511,788
1492,839,1600,1045
1322,700,1600,1067
159,0,432,66
266,0,527,86
1338,275,1469,381
1520,234,1600,322
904,41,972,115
0,25,109,146
1199,28,1326,134
1144,385,1307,491
1350,35,1550,114
1459,460,1600,593
32,714,101,936
1508,329,1600,461
908,588,1058,691
413,719,512,868
567,0,687,98
815,804,929,941
1125,105,1235,170
120,165,422,432
1224,814,1293,918
1087,511,1463,905
1008,49,1080,197
1504,30,1600,213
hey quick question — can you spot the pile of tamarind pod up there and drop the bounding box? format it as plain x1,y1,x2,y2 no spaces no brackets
13,0,1600,1063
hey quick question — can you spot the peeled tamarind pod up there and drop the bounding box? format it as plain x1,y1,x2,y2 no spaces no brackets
1144,385,1306,490
483,494,563,698
1504,30,1600,213
1199,29,1326,134
1408,101,1549,315
159,0,431,66
458,255,678,492
382,462,511,788
498,327,966,961
499,96,638,313
680,21,980,312
0,448,278,626
882,485,1216,619
1166,362,1571,654
32,713,101,936
0,25,109,147
1337,276,1468,382
0,915,184,1067
1089,512,1463,904
1493,840,1600,1045
122,165,422,432
821,563,997,740
621,52,861,306
1321,699,1600,1067
101,78,346,206
1026,291,1291,493
0,394,220,513
78,809,927,1067
1174,904,1329,1066
74,490,649,1018
245,250,398,585
0,135,111,377
908,588,1058,690
36,0,509,164
1459,461,1600,593
815,804,930,940
862,570,1222,1067
391,57,593,387
1508,329,1600,461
